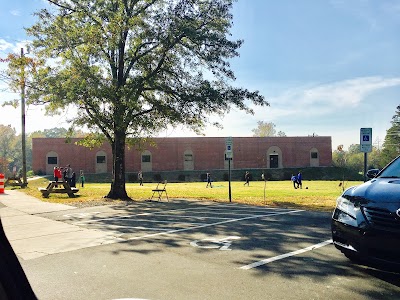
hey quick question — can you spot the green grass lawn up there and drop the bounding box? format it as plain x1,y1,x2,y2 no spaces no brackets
15,177,363,212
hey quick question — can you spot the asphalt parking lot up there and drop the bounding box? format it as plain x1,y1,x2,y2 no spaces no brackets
2,192,400,300
24,199,399,300
43,200,330,269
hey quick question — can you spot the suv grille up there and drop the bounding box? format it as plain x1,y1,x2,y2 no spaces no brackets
362,206,400,233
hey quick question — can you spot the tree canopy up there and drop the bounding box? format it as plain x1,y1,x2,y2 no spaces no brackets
380,105,400,165
251,121,285,137
27,0,268,199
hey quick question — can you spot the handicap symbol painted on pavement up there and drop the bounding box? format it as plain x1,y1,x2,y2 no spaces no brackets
190,236,241,251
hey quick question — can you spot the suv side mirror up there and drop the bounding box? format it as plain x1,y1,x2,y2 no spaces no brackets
366,169,380,179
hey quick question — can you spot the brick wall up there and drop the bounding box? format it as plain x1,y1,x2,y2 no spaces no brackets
32,136,332,175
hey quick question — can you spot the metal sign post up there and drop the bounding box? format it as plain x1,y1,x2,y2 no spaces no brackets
360,128,372,182
228,159,232,202
225,137,233,202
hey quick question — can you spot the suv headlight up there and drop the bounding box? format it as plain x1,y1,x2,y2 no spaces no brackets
334,196,359,227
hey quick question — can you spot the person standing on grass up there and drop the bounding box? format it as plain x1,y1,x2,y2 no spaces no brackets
53,166,59,187
244,171,250,186
61,167,67,182
138,170,143,186
297,171,302,189
71,172,76,188
206,172,213,188
56,167,62,184
291,174,298,189
66,164,73,186
80,170,85,188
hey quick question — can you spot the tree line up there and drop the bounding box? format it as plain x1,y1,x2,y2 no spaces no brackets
332,105,400,173
0,126,85,176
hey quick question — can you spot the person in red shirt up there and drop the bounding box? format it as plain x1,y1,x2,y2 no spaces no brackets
56,167,62,182
53,167,59,187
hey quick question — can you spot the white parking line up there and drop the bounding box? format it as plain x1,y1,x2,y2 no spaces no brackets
105,225,172,231
172,211,266,217
71,206,303,242
240,239,333,270
145,214,233,220
73,207,204,225
83,218,205,226
124,210,303,241
198,206,294,213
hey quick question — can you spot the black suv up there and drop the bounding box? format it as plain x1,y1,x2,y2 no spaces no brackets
331,155,400,269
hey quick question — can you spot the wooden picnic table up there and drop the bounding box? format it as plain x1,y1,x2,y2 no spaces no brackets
5,176,27,188
38,180,79,198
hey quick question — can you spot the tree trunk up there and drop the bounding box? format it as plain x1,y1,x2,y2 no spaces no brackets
106,130,130,200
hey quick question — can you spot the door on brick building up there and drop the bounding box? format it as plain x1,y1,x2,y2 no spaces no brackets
141,150,152,172
95,151,107,173
183,150,194,171
46,151,58,175
269,154,279,168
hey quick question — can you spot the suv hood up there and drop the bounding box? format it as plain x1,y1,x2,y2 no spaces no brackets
345,178,400,205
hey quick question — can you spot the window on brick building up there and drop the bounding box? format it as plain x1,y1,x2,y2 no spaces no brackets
141,150,152,172
97,156,106,163
309,148,320,167
95,151,108,173
48,157,57,164
142,155,151,163
46,151,59,175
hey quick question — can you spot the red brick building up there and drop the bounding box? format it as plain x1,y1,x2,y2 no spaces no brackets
32,136,332,175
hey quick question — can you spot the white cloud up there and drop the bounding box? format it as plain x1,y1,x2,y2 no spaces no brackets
260,76,400,119
10,10,21,17
0,39,13,51
160,76,400,141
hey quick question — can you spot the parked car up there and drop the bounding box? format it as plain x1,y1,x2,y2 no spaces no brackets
331,156,400,269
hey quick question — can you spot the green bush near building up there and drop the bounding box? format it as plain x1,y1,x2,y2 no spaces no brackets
120,166,363,184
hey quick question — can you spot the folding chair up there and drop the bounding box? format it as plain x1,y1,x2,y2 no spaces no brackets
150,180,168,201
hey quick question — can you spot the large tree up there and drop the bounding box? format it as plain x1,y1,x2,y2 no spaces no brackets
381,105,400,166
27,0,268,199
0,125,18,174
252,121,283,137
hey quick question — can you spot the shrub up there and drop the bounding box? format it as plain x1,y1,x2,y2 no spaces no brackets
27,170,35,177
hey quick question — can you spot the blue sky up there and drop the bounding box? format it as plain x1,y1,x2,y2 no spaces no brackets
1,0,400,150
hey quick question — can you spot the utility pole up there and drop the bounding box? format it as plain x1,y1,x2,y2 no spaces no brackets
0,47,29,187
21,47,27,187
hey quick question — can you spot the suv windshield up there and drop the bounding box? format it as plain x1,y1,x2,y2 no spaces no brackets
379,156,400,178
